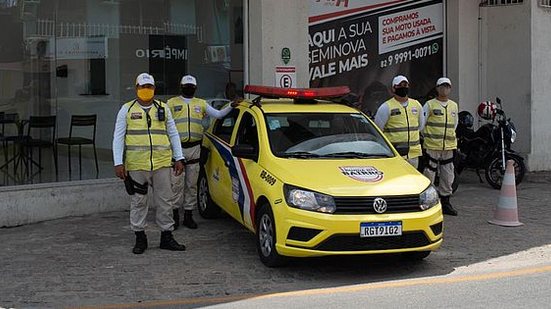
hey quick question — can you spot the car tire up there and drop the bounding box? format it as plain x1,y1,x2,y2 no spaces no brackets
402,250,431,261
256,204,287,267
197,169,221,219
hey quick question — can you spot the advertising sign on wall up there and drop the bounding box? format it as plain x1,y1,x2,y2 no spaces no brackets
309,0,444,115
120,34,187,97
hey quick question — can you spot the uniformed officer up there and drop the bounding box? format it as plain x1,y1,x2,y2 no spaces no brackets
374,75,426,168
113,73,187,254
422,77,459,216
167,75,238,229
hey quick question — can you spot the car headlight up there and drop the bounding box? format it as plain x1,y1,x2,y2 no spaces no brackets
419,185,439,210
284,185,336,214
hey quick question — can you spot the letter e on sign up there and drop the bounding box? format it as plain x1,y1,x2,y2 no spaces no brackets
274,66,296,88
280,74,292,87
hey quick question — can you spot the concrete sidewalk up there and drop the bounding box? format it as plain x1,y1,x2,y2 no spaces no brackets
1,172,550,308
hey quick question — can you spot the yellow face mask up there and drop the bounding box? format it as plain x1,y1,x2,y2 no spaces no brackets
137,88,155,102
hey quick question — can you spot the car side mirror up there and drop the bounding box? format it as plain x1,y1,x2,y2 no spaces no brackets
232,144,258,161
496,97,501,104
394,144,409,157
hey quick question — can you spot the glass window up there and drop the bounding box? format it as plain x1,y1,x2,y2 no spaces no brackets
235,112,258,150
265,113,394,158
0,0,244,186
212,109,239,144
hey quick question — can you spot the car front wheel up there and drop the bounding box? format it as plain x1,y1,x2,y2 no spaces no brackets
256,204,286,267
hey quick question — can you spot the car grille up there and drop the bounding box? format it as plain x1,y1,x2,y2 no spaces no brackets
333,195,420,214
313,232,431,251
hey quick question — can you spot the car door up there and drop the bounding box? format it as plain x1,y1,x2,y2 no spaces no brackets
230,111,262,230
205,109,239,218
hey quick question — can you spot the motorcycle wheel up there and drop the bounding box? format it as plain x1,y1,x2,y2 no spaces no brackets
485,155,526,189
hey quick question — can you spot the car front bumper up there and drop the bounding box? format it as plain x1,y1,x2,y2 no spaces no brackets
273,203,443,258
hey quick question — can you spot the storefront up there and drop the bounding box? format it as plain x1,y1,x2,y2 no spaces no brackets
0,0,244,185
2,0,551,227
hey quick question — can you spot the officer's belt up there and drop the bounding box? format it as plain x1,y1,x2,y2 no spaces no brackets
427,154,454,166
185,158,200,165
181,141,202,148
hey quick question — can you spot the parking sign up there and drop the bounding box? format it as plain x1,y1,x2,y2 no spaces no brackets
275,66,296,88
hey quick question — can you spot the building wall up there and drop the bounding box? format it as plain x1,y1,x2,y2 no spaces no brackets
449,0,536,165
480,2,531,154
529,3,551,171
0,179,128,227
247,0,309,88
446,0,481,117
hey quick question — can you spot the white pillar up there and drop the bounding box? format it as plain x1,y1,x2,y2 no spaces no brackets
247,0,309,88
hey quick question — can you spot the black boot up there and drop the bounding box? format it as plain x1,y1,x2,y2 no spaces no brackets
182,210,198,229
173,209,180,230
441,196,458,216
132,231,148,254
159,231,186,251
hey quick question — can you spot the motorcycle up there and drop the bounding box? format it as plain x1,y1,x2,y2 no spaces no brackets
454,97,526,190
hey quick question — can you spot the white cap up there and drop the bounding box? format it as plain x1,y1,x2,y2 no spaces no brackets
436,77,452,86
180,75,197,86
135,73,155,86
392,75,409,87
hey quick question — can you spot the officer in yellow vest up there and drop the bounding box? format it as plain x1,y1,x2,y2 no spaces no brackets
168,75,239,229
422,77,458,216
374,75,426,168
113,73,186,254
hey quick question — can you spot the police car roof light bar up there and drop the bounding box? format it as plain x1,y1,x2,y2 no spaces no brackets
244,85,350,100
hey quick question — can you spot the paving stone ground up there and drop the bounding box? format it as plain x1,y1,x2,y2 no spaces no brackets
1,171,550,308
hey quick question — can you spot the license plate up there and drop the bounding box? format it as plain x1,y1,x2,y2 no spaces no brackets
360,222,402,237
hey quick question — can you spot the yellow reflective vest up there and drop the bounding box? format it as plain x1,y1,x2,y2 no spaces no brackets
124,100,172,171
423,99,458,151
382,98,423,159
167,97,207,143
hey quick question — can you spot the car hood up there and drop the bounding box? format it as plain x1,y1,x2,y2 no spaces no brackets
265,157,430,196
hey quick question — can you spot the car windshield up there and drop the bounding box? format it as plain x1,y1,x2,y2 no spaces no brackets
265,112,394,159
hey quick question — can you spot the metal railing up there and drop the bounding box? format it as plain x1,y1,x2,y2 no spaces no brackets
482,0,524,6
540,0,551,8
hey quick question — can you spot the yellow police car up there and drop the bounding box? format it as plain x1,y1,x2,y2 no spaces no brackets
198,85,443,267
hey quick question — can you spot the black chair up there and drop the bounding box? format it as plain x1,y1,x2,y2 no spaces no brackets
21,116,58,181
0,113,24,182
56,115,98,180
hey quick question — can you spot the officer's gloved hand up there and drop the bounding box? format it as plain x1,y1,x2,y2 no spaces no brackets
231,97,243,108
173,160,184,176
115,165,126,180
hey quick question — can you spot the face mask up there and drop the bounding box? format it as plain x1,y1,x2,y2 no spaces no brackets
137,88,154,102
181,86,196,98
438,87,451,97
394,87,409,98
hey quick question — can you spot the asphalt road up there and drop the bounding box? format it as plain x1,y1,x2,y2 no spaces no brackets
204,246,551,309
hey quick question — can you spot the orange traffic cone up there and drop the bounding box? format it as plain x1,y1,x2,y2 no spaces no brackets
488,160,523,227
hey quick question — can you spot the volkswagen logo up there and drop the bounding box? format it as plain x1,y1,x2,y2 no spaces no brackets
373,197,387,214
